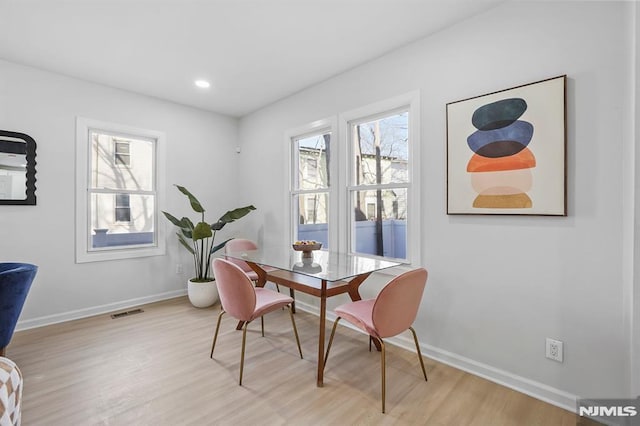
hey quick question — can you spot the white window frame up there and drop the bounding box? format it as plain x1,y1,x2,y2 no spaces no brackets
75,117,166,263
338,91,421,265
285,117,338,249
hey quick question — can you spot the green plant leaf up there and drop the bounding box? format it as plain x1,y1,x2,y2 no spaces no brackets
180,217,194,231
211,205,256,230
162,211,183,227
192,221,213,240
177,233,194,254
176,185,205,213
219,205,256,222
210,221,226,231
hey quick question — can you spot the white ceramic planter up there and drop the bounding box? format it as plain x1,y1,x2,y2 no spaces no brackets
187,279,218,308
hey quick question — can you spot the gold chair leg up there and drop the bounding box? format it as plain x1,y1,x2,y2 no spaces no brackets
261,316,265,337
210,310,226,358
409,327,427,381
288,306,303,359
323,317,341,370
239,322,249,385
375,337,386,414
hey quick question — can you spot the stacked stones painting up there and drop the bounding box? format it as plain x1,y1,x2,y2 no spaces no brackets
446,75,566,215
467,98,535,209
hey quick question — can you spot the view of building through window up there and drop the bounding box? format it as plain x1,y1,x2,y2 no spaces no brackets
293,132,330,247
290,109,410,261
89,131,156,249
350,111,409,259
115,193,131,222
114,140,131,166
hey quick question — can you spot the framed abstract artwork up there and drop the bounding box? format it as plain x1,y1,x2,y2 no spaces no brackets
446,75,567,215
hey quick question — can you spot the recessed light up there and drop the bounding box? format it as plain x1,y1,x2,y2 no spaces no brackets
194,79,211,89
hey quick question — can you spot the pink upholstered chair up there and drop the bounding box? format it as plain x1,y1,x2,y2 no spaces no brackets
323,268,429,413
225,239,281,292
210,258,303,385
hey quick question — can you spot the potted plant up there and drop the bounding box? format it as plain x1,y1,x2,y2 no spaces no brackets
163,185,255,307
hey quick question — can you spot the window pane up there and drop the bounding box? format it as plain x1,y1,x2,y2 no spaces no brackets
115,207,131,222
115,153,130,166
91,132,153,190
294,192,329,248
352,112,408,185
352,188,407,260
115,141,130,154
115,193,131,222
295,133,330,190
90,193,155,249
115,193,130,207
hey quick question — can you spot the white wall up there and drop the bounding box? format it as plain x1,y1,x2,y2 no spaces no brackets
238,1,636,407
0,59,240,326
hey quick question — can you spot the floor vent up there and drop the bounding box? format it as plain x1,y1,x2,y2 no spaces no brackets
110,308,144,319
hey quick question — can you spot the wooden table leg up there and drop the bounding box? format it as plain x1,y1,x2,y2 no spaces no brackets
289,288,296,313
346,272,371,302
317,279,327,387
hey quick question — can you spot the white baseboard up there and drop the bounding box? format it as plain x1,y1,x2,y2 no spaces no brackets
294,300,578,414
15,289,187,332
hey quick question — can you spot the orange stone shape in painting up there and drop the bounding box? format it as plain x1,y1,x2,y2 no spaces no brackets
472,193,533,209
466,147,536,172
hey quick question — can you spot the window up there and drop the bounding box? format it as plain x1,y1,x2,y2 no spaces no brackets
115,193,131,223
287,92,420,264
114,140,131,166
348,110,411,260
288,122,334,248
76,118,166,262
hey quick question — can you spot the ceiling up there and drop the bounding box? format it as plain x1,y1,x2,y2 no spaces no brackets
0,0,502,117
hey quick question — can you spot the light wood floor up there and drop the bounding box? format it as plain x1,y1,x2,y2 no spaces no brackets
8,297,578,425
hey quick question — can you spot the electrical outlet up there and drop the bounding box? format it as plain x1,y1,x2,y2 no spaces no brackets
546,338,563,362
175,263,183,275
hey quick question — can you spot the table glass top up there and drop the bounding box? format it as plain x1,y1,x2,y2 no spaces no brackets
225,247,401,282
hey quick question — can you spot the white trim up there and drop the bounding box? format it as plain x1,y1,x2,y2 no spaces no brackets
295,300,578,413
75,117,166,263
338,90,421,264
15,289,186,332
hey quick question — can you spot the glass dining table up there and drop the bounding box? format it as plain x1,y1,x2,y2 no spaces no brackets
224,246,401,387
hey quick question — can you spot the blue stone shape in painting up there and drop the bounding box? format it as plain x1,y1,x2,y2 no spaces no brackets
467,120,534,158
472,98,528,131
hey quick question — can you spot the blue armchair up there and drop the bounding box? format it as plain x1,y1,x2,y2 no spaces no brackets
0,263,37,357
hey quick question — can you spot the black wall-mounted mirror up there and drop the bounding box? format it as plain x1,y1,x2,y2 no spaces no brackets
0,130,37,205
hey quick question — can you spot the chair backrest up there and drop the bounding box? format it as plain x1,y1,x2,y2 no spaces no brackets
0,263,38,348
224,239,258,273
212,258,256,321
372,268,427,338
